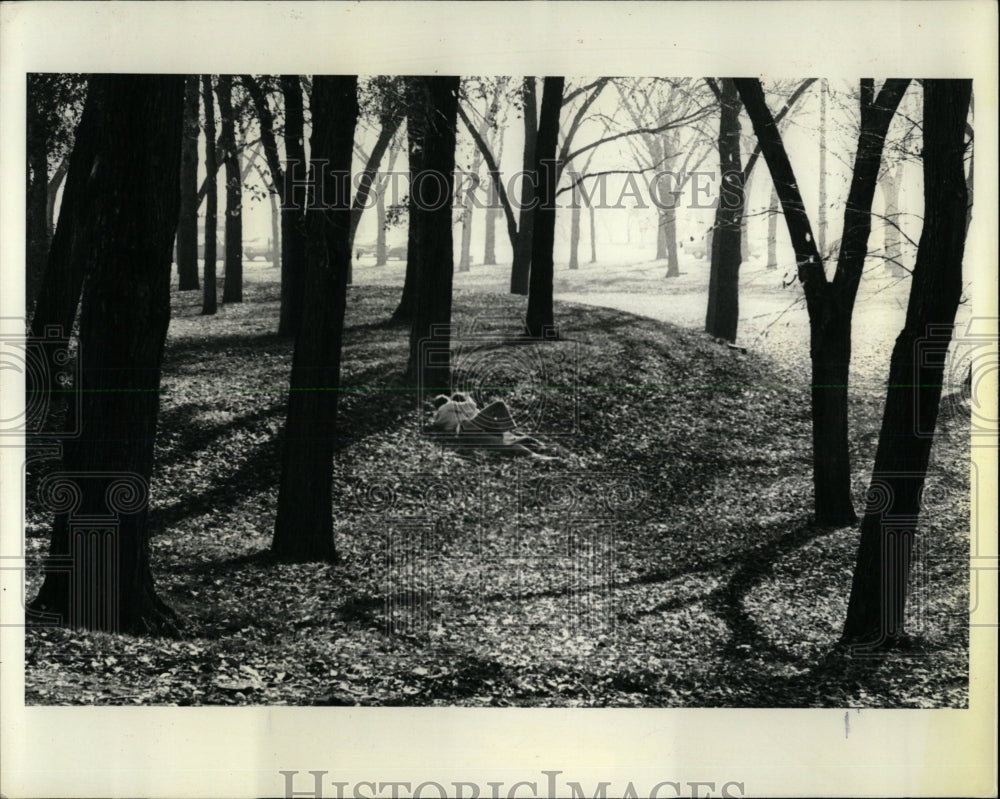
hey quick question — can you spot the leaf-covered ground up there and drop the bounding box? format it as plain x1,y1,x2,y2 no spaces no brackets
23,259,970,707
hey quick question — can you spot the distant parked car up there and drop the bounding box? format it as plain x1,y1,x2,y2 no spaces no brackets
387,244,407,260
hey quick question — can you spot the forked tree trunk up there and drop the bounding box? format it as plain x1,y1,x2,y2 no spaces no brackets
29,74,185,634
843,80,971,648
272,76,359,562
202,76,218,316
407,76,460,394
736,77,909,527
525,76,564,338
176,75,201,291
704,79,744,343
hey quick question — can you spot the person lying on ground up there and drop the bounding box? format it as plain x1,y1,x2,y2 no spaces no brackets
429,393,552,458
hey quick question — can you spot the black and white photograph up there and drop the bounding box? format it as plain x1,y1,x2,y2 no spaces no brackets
1,2,996,798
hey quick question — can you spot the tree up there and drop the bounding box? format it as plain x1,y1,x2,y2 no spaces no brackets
525,77,565,338
215,75,243,303
735,77,910,525
25,74,87,316
842,80,973,648
202,75,219,316
703,77,816,342
28,74,185,634
27,78,103,404
279,76,308,337
703,78,744,343
407,76,460,393
176,75,201,291
509,77,538,295
391,78,426,325
272,76,359,562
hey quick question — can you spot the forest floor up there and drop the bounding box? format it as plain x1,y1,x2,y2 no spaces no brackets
23,256,972,706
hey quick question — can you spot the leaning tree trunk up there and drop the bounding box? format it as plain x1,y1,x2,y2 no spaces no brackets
843,79,972,648
525,76,564,338
510,77,537,296
216,75,243,303
176,75,201,291
704,78,744,343
28,74,185,635
278,75,307,337
407,76,459,395
202,76,218,316
735,77,909,527
272,76,359,562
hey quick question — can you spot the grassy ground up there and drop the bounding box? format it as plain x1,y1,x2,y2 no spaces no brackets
23,258,970,706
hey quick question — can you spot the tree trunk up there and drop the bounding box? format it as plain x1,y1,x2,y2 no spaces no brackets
407,76,459,394
766,184,779,270
589,205,597,263
736,77,909,526
216,75,242,303
882,159,904,275
279,75,307,337
28,79,106,392
843,79,971,648
525,77,564,338
28,74,185,635
510,77,537,296
483,206,498,265
176,75,201,291
272,76,358,562
269,187,280,269
392,82,426,324
568,199,580,270
26,100,50,315
202,75,218,316
663,207,680,278
704,79,744,343
375,190,388,266
459,200,474,272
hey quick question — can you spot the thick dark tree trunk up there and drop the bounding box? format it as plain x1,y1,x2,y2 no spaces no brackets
272,76,358,562
407,76,459,394
568,199,580,270
704,79,744,343
279,75,307,337
28,80,105,396
215,76,243,303
664,206,679,278
176,75,201,291
525,77,564,338
28,74,185,635
843,80,972,648
510,77,537,296
736,77,909,527
202,76,218,316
